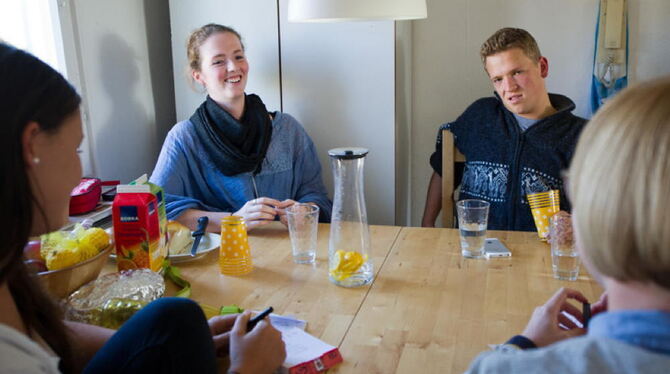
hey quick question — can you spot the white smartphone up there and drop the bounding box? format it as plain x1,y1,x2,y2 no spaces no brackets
484,238,512,258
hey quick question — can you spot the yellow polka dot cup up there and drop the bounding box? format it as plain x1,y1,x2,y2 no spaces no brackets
219,216,253,276
527,190,560,240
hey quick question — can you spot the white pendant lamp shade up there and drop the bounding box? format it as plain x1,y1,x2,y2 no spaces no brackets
288,0,427,22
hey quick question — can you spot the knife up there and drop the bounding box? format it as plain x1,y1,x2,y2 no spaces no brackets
190,216,209,257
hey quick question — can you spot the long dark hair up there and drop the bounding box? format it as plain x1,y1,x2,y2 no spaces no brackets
0,43,81,373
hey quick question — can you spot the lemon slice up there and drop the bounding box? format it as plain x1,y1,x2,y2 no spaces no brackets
330,250,344,270
329,250,367,281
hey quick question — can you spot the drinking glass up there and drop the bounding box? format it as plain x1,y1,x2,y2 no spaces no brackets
457,199,490,259
286,204,319,264
549,212,580,281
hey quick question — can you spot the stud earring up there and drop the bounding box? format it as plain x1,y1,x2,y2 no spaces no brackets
33,157,40,165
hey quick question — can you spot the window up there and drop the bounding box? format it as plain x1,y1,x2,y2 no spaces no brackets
1,0,94,176
0,0,67,76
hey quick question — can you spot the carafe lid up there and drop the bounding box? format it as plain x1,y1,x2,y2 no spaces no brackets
328,147,369,159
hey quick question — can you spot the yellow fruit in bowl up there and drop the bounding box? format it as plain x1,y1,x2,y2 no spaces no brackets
38,246,113,299
79,228,110,251
41,231,68,259
46,247,80,271
76,242,99,262
41,224,111,271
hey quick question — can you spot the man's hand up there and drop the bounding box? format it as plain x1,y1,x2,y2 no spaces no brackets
521,287,589,347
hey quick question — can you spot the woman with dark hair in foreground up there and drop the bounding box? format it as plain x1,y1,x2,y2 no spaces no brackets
0,43,285,374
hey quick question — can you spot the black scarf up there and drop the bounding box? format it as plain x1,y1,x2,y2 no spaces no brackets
191,94,273,176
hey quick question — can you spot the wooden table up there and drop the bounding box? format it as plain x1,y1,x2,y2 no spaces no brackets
102,223,602,373
334,227,603,373
103,223,402,347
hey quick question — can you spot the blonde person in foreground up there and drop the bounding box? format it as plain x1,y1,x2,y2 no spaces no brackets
467,78,670,373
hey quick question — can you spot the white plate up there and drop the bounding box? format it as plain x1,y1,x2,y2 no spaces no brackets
110,233,220,264
168,232,221,263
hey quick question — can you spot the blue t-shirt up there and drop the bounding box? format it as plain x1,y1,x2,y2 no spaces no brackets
513,113,540,132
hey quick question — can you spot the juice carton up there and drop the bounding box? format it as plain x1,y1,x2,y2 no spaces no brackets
130,174,167,258
112,185,164,272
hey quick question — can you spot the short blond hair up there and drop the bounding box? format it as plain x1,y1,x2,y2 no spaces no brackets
569,77,670,289
480,28,541,65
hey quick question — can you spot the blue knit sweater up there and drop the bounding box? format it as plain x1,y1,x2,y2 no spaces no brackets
430,94,586,231
150,112,332,222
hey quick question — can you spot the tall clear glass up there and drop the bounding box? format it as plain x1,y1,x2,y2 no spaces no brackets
328,148,373,287
549,212,580,281
457,199,490,259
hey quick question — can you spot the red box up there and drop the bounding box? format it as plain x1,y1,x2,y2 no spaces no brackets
69,178,101,215
288,348,343,374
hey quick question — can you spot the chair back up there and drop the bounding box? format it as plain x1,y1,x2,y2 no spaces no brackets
441,129,465,228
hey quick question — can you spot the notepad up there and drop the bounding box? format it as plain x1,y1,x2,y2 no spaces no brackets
265,314,342,373
269,314,307,331
277,327,343,374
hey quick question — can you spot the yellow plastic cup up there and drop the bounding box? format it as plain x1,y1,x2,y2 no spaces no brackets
219,216,253,276
527,190,560,240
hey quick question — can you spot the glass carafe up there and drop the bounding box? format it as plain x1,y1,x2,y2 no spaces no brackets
328,148,373,287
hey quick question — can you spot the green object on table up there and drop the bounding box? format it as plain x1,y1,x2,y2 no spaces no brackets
161,260,243,318
200,303,244,319
162,260,192,298
220,305,244,315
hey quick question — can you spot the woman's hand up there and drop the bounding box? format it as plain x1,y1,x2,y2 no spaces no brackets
521,287,589,347
234,198,281,230
275,199,297,227
208,314,238,357
228,311,286,374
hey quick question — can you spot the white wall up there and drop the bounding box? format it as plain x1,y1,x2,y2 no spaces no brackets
405,0,670,227
168,0,281,121
60,0,175,182
628,0,670,82
395,21,414,226
278,0,396,226
58,0,669,226
168,0,397,225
